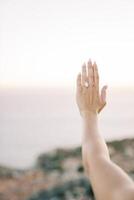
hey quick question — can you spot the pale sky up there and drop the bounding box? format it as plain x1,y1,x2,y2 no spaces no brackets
1,0,134,88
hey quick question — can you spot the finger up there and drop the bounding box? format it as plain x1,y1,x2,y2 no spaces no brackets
76,73,82,92
87,59,93,86
98,85,108,113
98,102,106,113
87,59,93,103
82,63,87,87
93,61,99,93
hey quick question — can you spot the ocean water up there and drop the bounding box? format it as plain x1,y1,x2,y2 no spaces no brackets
0,87,134,168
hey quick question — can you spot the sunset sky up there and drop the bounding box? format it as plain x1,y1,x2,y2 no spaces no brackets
1,0,134,88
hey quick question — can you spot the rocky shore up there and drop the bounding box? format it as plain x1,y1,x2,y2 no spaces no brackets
0,138,134,200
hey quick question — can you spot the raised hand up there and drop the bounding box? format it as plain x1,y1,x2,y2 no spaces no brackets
76,59,108,116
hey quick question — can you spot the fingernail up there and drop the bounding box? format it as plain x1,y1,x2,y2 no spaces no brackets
88,58,91,63
105,85,108,89
82,62,86,66
94,61,97,65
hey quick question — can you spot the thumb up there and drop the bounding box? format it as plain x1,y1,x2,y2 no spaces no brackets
98,85,108,114
100,85,108,104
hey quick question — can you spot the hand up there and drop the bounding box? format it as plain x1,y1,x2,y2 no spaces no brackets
76,59,108,117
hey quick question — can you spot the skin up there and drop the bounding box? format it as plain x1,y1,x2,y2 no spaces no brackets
76,59,134,200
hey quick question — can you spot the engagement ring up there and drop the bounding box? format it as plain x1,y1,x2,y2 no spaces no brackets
84,81,89,88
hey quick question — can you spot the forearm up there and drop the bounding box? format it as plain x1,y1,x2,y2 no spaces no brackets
81,111,110,174
81,112,134,200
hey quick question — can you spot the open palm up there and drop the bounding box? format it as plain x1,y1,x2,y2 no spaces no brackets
76,59,108,116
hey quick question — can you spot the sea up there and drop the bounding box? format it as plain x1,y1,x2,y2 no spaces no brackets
0,87,134,169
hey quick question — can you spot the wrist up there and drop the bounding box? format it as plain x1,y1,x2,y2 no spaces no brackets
81,110,98,119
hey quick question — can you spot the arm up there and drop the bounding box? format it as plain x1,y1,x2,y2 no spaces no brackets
76,59,134,200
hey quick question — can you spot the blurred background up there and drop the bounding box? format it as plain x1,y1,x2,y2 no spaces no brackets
0,0,134,200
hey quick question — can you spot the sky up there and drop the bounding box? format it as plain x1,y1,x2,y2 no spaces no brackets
0,0,134,88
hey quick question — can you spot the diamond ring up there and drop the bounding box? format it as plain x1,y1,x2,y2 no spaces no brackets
84,81,89,88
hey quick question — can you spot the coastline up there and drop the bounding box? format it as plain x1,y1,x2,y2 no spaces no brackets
0,138,134,200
